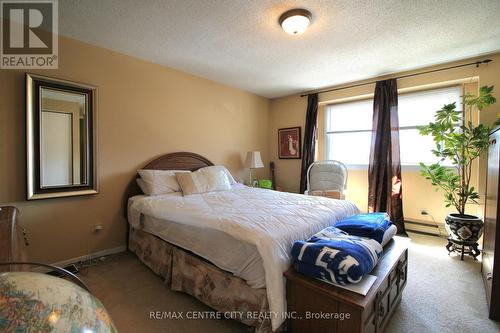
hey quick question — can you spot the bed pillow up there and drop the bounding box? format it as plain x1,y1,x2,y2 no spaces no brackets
199,165,237,185
176,167,231,195
136,178,148,194
137,169,189,195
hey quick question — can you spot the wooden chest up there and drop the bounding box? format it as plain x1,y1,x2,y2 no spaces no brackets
284,236,409,333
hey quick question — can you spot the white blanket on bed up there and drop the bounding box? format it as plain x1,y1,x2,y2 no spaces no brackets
129,184,359,330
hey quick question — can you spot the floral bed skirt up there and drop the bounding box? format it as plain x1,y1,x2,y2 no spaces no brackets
128,226,173,283
128,227,274,333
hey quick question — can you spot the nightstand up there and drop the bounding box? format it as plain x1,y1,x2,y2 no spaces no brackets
284,236,409,333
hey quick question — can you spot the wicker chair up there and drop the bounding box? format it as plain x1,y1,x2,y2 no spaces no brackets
305,160,348,199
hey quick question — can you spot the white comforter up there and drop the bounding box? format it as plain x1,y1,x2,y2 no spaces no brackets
129,184,359,330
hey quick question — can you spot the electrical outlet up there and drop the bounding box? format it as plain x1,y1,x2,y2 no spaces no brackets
93,224,104,233
420,209,429,216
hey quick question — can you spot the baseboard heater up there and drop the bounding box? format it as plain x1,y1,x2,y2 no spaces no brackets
405,219,442,236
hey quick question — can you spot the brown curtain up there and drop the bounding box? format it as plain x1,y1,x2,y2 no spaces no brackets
368,79,406,234
299,93,318,194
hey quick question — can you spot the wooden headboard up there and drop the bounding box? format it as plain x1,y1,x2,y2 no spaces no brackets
123,152,214,216
141,152,214,171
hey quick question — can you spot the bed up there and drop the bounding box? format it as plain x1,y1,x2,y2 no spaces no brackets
125,152,359,332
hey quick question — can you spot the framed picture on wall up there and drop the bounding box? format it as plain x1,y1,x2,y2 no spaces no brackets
278,127,301,159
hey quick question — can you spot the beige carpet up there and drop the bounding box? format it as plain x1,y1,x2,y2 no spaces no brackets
385,232,500,333
80,232,500,333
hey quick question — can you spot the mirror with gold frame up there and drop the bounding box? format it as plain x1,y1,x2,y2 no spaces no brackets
26,74,98,200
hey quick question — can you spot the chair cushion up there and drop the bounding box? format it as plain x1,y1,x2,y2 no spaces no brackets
308,190,341,199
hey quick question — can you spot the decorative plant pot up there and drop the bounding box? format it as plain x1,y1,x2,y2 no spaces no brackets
445,213,483,243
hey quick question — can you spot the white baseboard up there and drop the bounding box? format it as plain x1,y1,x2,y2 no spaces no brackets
405,219,447,237
32,245,127,273
406,223,440,236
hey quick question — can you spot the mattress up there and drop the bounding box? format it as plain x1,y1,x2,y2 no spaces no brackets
128,196,266,288
128,184,359,330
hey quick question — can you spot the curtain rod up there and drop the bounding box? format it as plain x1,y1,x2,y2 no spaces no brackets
300,59,492,97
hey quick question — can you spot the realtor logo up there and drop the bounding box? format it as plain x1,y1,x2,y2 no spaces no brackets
1,0,58,68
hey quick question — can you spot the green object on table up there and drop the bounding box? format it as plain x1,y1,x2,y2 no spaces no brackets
258,179,273,189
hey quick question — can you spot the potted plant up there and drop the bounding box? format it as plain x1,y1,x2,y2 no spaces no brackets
418,86,497,258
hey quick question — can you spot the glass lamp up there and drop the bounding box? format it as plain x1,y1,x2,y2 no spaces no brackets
279,9,312,35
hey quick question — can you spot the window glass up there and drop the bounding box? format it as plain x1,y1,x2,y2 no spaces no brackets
398,86,462,127
324,85,462,167
326,99,373,132
325,132,372,165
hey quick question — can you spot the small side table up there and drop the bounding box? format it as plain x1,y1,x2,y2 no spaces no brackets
446,238,480,260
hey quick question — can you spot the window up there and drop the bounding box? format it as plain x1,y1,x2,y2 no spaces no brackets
324,85,462,167
398,86,462,166
324,99,373,166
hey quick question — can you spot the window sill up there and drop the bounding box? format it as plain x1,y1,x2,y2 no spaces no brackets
344,164,369,170
343,164,454,171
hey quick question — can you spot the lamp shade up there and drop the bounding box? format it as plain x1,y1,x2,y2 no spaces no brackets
244,151,264,169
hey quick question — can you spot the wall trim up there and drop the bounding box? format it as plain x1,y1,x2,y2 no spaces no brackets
32,245,127,273
405,219,446,237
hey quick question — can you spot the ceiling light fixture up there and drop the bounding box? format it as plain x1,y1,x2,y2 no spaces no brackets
279,9,312,35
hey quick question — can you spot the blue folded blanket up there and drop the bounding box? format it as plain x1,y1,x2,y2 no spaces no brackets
291,227,382,285
334,213,392,244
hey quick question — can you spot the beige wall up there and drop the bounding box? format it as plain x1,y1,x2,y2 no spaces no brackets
269,53,500,230
0,36,270,263
269,96,307,193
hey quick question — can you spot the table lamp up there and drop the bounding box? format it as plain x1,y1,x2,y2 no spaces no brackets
244,151,264,186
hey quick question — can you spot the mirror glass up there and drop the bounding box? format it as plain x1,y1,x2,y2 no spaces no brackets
27,74,98,200
40,88,87,188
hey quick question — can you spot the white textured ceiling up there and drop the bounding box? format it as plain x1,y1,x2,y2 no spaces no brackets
59,0,500,98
